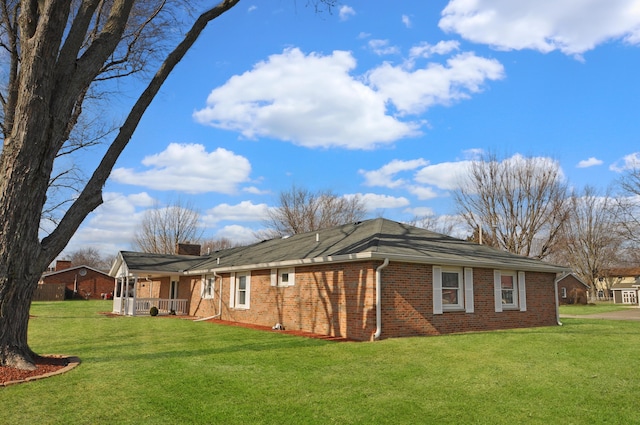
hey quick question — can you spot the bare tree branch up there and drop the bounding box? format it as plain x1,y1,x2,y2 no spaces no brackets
454,153,569,259
264,185,366,237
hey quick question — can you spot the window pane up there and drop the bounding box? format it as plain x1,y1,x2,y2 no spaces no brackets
238,291,246,305
238,276,246,290
442,289,458,305
501,275,514,290
442,272,459,288
502,290,514,304
281,273,289,283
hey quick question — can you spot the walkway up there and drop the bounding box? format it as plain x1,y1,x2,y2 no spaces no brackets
560,308,640,321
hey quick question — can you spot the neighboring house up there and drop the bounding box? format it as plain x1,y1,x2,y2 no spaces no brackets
40,260,114,300
556,273,589,305
109,218,568,341
607,267,640,305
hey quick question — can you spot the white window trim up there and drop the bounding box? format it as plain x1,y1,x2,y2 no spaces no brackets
433,266,443,315
270,268,295,287
441,267,464,311
201,275,215,300
494,270,526,312
561,287,567,299
231,271,250,309
464,267,474,313
433,266,474,314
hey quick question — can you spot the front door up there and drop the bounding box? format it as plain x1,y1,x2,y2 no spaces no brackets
622,290,637,304
169,279,178,311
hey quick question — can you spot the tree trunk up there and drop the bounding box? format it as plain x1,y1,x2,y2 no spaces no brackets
0,0,241,371
0,272,40,370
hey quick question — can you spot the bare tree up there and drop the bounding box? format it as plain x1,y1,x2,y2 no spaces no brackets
453,153,569,259
550,186,623,296
264,185,366,237
0,0,336,370
64,247,113,270
200,237,245,255
617,166,640,244
133,199,203,254
408,214,461,237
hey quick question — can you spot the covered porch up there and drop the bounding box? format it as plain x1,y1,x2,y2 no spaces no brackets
112,275,189,316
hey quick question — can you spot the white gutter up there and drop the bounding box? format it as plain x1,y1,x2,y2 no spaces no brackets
373,258,389,340
188,251,568,276
194,271,223,322
554,273,563,326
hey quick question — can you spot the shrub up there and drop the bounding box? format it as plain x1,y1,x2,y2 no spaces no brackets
149,306,159,316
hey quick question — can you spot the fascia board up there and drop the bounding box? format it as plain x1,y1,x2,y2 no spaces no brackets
187,250,567,275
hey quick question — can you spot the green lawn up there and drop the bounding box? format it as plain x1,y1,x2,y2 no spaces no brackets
3,301,639,424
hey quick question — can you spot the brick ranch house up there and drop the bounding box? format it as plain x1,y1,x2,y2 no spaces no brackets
40,260,114,300
109,218,569,341
556,273,590,305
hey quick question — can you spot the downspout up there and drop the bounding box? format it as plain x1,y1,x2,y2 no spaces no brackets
373,258,390,340
555,273,563,326
194,271,223,322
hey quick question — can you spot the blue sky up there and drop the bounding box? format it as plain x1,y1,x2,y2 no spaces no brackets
62,0,640,257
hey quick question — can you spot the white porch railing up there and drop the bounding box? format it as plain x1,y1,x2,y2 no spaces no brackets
135,298,188,316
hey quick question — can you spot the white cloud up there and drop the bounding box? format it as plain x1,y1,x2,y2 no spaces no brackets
407,185,439,200
201,201,270,227
577,157,603,168
409,40,460,59
404,206,435,217
194,47,504,150
111,143,251,194
360,158,429,188
367,52,504,115
339,5,355,21
247,5,257,12
368,39,401,56
439,0,640,56
461,148,485,160
214,225,261,245
414,160,474,190
610,152,640,172
402,14,412,28
62,192,154,256
194,48,419,150
346,193,410,211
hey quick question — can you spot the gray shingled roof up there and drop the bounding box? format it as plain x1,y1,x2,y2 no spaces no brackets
189,218,567,274
115,251,210,275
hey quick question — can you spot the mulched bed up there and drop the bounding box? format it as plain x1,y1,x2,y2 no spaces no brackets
0,355,79,387
205,318,355,342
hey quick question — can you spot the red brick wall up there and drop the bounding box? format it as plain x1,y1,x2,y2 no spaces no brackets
189,260,559,341
42,268,114,299
557,275,589,305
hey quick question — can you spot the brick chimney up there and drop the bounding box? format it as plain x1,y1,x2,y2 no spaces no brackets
176,243,201,256
55,260,72,271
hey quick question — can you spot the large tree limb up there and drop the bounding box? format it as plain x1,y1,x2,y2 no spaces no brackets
40,0,240,262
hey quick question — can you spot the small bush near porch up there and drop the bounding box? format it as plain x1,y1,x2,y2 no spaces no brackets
4,301,639,424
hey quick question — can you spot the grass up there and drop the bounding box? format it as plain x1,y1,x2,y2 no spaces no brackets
3,300,640,424
559,301,630,315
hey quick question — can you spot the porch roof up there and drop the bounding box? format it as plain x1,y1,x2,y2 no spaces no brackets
110,251,210,277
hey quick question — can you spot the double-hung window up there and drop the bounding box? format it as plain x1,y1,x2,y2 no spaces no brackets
501,272,517,307
433,266,474,314
230,272,250,309
201,275,215,299
441,269,464,310
494,270,527,312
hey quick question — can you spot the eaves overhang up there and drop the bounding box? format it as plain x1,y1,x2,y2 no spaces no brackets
186,251,569,275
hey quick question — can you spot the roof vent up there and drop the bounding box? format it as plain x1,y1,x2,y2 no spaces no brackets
316,233,320,242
